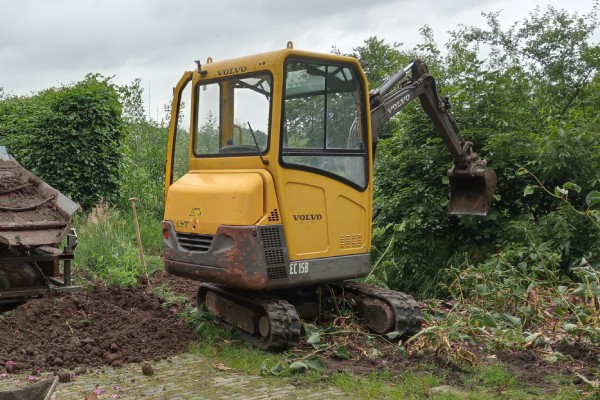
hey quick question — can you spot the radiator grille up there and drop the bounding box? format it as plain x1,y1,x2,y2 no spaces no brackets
260,226,283,248
267,265,287,280
264,248,285,265
259,226,287,281
177,233,213,252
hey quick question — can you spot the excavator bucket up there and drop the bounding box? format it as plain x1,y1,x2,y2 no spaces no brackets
448,168,497,216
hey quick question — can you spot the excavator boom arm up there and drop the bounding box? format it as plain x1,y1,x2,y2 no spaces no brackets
368,60,497,215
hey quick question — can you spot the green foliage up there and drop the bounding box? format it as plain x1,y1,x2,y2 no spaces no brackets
117,79,169,218
73,207,163,286
0,74,125,210
364,4,600,296
408,241,600,366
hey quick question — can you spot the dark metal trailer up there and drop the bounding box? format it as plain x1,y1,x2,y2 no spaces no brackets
0,146,80,303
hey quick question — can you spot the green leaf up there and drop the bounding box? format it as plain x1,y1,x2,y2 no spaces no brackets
270,362,285,376
474,312,498,328
503,313,522,327
586,190,600,208
558,285,569,294
562,182,581,193
554,186,568,197
571,284,587,296
303,323,319,335
260,362,270,376
523,185,536,196
306,331,321,345
386,331,401,340
368,348,383,358
289,361,309,372
480,313,498,328
306,357,325,372
334,345,351,360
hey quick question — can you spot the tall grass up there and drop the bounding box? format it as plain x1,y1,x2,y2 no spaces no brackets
72,206,164,286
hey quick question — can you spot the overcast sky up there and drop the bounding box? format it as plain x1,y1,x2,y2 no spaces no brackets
0,0,597,121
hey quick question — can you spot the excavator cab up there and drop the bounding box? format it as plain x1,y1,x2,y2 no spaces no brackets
163,48,374,292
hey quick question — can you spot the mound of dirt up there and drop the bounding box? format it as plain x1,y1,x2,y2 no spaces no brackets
0,284,196,373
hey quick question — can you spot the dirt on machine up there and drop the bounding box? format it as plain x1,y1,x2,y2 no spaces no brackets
0,147,79,304
162,44,496,350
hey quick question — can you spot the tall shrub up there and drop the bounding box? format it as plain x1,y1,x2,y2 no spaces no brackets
0,74,125,210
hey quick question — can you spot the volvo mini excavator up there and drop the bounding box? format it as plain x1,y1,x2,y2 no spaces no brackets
163,43,496,350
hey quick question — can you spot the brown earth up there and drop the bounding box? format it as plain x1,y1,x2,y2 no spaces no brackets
0,271,598,392
0,281,195,374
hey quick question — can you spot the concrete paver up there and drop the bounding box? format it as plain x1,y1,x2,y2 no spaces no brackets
0,353,345,399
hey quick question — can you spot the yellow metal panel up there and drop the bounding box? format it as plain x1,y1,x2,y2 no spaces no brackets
333,195,367,252
165,72,193,197
165,172,263,235
277,169,372,260
282,182,328,256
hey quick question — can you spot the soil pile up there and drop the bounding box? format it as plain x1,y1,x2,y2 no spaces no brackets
0,284,196,373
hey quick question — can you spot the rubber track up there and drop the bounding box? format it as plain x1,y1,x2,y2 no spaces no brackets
343,281,423,337
198,283,300,351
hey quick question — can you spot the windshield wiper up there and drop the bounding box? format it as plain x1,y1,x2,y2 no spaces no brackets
247,122,269,165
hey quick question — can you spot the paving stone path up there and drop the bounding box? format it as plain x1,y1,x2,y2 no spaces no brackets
0,353,345,399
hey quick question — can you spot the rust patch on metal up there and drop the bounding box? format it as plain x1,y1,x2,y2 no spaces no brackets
163,221,269,290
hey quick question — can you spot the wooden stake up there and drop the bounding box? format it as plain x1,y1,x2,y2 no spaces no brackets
129,197,147,279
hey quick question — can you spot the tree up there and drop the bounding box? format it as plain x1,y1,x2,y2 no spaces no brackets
0,74,125,210
362,3,600,296
118,79,169,217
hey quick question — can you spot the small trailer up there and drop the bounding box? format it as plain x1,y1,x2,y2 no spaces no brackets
0,146,80,303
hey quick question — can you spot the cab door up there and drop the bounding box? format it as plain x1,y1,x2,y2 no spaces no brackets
277,58,372,260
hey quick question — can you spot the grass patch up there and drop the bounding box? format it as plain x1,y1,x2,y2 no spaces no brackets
73,206,163,285
189,340,285,376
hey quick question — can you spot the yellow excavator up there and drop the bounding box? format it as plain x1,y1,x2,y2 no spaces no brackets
162,43,496,350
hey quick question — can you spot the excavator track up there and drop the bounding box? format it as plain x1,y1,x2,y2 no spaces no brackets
197,283,301,351
342,281,423,337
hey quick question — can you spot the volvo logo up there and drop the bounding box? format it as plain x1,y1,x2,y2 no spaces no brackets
292,214,323,221
217,66,248,76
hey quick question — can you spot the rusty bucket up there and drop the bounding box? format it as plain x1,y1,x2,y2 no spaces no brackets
448,168,497,216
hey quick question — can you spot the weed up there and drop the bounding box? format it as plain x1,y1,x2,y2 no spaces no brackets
72,207,162,286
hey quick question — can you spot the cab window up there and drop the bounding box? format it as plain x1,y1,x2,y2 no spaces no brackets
195,73,272,156
281,60,368,189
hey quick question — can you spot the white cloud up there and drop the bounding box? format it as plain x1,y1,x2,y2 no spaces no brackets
0,0,596,118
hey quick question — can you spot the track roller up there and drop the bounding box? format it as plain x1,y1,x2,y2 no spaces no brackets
197,283,300,351
343,281,423,337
